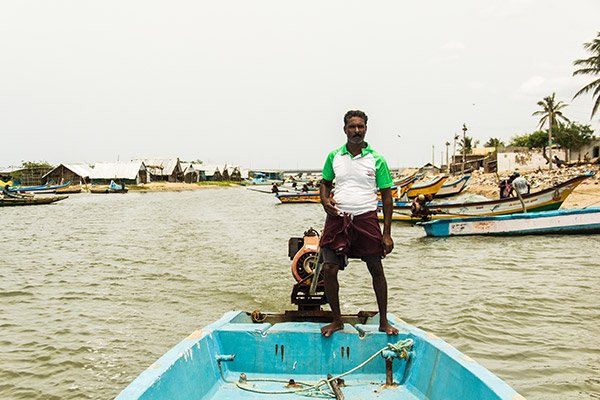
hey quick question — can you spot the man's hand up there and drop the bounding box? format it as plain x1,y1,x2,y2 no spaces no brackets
382,233,394,255
322,196,341,217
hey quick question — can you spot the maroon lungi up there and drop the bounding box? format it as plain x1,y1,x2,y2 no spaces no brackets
319,210,384,268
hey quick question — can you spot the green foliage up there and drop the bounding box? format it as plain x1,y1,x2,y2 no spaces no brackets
509,131,549,149
21,161,53,169
509,134,530,147
484,138,505,148
458,136,479,155
532,93,570,129
573,31,600,119
554,122,595,150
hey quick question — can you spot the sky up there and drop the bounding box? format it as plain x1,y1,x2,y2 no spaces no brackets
1,0,599,170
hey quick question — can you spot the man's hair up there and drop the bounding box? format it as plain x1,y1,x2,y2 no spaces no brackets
343,110,368,126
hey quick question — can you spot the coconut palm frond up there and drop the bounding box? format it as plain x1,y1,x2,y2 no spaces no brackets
573,32,600,119
573,78,600,98
573,67,600,76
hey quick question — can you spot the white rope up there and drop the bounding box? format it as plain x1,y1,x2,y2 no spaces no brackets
233,339,414,397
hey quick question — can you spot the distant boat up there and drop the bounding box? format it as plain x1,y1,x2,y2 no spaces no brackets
380,174,591,223
420,207,600,237
0,195,68,207
433,175,470,198
276,187,400,204
9,180,72,194
406,175,448,199
90,180,128,194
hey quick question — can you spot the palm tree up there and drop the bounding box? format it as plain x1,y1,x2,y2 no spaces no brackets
532,93,570,169
458,136,479,155
573,32,600,119
484,138,505,149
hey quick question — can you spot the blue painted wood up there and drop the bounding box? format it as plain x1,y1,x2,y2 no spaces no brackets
115,311,523,400
420,207,600,237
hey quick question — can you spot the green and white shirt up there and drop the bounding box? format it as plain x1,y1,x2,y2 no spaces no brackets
322,142,393,216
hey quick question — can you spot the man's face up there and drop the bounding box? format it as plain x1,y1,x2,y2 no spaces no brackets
344,116,367,145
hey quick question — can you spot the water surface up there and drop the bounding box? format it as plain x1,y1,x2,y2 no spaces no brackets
0,188,598,399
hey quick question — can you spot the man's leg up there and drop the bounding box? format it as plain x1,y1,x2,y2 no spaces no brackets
321,262,344,337
365,258,399,335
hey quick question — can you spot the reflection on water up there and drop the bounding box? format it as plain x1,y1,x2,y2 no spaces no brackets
0,188,598,399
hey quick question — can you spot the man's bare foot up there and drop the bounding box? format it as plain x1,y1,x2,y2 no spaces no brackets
321,322,344,337
379,323,399,335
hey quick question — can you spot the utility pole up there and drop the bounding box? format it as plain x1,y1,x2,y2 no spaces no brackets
548,115,553,170
445,142,450,174
462,124,468,174
452,134,458,175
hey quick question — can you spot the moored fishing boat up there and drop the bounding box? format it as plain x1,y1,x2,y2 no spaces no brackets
433,175,470,198
0,195,68,207
276,191,320,203
419,206,600,237
91,180,128,194
276,187,400,204
379,174,591,223
9,180,72,194
406,176,448,199
116,229,525,400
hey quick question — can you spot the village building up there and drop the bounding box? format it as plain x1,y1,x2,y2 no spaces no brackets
42,163,94,185
569,137,600,163
89,161,149,185
134,158,182,182
222,165,242,181
197,165,222,181
180,163,205,183
496,147,551,172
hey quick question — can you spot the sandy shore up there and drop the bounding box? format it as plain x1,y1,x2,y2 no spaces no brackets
127,182,238,191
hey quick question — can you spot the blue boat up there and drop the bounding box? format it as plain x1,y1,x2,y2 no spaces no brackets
419,207,600,237
116,229,524,400
115,310,524,400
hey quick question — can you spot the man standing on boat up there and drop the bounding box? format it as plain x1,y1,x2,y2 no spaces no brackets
319,110,398,337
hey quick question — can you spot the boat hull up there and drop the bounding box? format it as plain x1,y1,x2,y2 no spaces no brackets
421,207,600,236
434,175,470,198
277,187,399,204
0,195,68,206
116,311,523,400
406,176,448,198
382,174,590,223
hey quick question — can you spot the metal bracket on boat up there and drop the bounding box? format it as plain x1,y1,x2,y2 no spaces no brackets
381,339,414,387
216,354,235,362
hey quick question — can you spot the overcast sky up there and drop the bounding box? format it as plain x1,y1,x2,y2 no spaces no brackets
1,0,599,170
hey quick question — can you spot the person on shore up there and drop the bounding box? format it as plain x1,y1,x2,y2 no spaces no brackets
271,183,279,194
301,183,310,193
499,174,518,199
553,155,565,168
511,171,530,196
319,109,398,337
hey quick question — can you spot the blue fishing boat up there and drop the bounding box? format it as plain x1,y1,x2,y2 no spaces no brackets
116,229,524,400
9,180,72,194
419,207,600,237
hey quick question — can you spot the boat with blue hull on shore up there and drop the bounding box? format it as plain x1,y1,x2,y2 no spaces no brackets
419,207,600,237
116,229,524,400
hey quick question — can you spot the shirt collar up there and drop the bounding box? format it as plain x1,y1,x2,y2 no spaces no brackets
341,142,373,157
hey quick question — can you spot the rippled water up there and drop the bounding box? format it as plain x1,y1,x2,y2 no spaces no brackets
1,188,599,399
